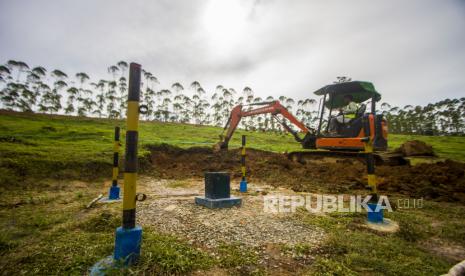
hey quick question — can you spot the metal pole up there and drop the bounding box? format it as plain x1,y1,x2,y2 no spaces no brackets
113,62,143,264
108,126,121,200
122,63,141,229
239,135,248,192
364,139,378,196
362,126,382,223
317,94,326,136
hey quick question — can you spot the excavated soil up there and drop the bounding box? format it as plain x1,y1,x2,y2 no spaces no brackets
147,144,465,203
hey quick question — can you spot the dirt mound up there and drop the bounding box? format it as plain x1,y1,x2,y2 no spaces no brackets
147,144,465,202
395,140,435,156
377,160,465,201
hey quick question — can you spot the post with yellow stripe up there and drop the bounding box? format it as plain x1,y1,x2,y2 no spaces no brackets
362,135,382,223
108,126,121,200
114,62,143,264
239,135,248,192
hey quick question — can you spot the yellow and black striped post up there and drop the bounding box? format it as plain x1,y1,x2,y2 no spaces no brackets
112,62,143,264
363,138,378,196
362,135,383,223
239,135,248,192
122,63,141,229
108,126,121,200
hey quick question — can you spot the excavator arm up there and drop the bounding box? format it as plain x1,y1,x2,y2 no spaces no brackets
215,101,312,150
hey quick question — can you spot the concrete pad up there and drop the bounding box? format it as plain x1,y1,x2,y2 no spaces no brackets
195,196,242,209
98,197,122,204
365,218,400,233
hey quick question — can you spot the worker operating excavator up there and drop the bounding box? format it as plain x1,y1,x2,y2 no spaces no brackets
215,81,408,166
328,94,360,135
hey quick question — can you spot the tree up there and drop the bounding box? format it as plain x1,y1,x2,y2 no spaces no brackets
171,83,185,122
65,87,78,114
334,76,352,83
0,65,13,109
106,81,118,118
49,71,68,114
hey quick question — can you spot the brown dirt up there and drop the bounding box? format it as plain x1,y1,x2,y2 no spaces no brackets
147,144,465,203
395,140,435,156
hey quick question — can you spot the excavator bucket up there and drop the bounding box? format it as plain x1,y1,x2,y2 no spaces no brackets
213,135,228,152
213,142,226,152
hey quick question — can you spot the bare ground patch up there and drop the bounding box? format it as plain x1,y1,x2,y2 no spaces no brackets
137,177,324,249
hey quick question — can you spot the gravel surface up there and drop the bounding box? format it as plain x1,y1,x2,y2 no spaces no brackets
137,178,325,249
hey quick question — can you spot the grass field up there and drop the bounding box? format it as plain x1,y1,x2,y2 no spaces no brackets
1,111,464,186
0,111,464,275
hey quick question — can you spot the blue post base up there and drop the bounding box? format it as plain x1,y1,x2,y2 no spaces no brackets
108,186,120,200
195,196,242,209
89,226,143,275
114,226,143,264
367,203,384,223
239,180,248,193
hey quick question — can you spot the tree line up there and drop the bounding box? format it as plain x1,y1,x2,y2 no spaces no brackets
0,60,463,135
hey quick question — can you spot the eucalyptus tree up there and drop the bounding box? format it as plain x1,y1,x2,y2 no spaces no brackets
51,80,67,113
108,65,119,80
75,72,90,116
0,65,11,84
115,61,129,118
285,97,295,111
7,60,30,81
92,80,107,118
28,66,47,111
243,86,252,97
1,82,20,110
17,73,40,112
190,81,203,124
173,90,184,122
141,69,152,103
200,100,211,125
155,89,171,122
302,98,317,127
181,94,193,123
239,87,253,129
210,91,221,126
82,96,97,116
334,76,352,83
117,61,128,75
65,87,78,114
196,87,208,124
244,88,255,130
106,80,118,118
172,82,185,122
38,83,53,114
145,87,157,120
265,95,275,131
2,61,30,109
0,65,14,109
118,76,128,118
221,88,234,127
142,70,159,120
47,70,68,114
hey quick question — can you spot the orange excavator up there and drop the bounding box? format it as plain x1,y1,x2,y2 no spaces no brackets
214,81,407,165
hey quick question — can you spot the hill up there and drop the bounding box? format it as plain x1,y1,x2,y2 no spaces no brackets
1,110,465,186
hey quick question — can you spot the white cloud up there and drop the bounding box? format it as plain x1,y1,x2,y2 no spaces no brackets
1,0,464,106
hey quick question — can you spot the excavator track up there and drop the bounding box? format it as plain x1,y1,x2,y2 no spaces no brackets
287,150,409,166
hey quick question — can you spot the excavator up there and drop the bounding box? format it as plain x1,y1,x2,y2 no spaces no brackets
214,81,407,165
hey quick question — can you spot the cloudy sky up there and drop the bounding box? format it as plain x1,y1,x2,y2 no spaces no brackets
1,0,464,107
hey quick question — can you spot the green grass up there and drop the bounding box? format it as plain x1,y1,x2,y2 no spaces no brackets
1,111,464,274
1,111,464,186
388,134,465,162
297,208,460,276
0,180,216,275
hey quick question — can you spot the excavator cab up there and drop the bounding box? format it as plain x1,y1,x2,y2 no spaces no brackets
301,81,388,151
